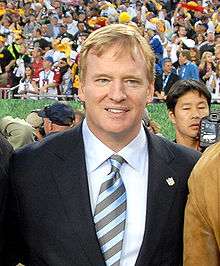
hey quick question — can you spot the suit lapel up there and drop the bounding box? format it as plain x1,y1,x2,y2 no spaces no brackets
49,126,105,266
136,131,179,265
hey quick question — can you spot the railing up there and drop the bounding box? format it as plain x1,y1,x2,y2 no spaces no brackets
0,86,80,100
1,86,220,103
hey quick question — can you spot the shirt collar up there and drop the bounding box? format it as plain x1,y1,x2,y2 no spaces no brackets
82,119,148,174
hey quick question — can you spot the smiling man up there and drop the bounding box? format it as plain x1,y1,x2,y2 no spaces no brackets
4,24,200,266
166,79,211,151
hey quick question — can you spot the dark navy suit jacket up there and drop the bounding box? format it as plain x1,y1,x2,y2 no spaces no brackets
3,125,200,265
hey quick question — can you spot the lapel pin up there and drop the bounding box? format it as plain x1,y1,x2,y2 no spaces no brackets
166,177,175,186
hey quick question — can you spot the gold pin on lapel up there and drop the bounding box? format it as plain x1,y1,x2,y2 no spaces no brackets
166,177,175,186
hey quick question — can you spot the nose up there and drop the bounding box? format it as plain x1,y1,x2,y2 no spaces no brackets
108,80,127,102
192,108,204,119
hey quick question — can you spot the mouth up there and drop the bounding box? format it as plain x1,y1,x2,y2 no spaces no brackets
105,107,129,114
190,123,200,130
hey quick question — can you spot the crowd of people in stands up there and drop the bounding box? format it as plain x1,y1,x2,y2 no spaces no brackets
0,0,220,102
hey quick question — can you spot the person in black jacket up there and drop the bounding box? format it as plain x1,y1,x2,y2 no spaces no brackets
154,58,180,102
0,133,13,263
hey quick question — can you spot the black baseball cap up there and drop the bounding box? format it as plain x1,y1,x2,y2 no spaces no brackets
38,103,75,126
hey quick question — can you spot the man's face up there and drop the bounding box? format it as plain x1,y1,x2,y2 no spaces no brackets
43,60,52,69
207,32,215,42
169,91,209,140
178,26,187,37
79,45,154,148
163,61,172,74
15,36,24,45
178,53,187,65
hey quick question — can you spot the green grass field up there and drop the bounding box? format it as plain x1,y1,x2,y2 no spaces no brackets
1,100,220,140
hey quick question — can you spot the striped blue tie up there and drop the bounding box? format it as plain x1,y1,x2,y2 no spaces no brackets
94,154,127,266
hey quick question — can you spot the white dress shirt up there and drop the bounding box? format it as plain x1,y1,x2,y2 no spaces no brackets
82,120,149,266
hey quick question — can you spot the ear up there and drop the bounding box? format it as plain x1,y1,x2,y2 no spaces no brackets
145,82,155,104
78,80,85,102
168,110,176,125
48,120,53,131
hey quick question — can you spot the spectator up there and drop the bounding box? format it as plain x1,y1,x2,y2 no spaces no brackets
57,24,74,41
0,132,13,262
189,47,200,66
17,65,38,99
154,57,180,101
199,51,216,83
0,34,14,87
38,56,58,99
0,116,34,150
26,110,45,141
195,32,206,49
177,49,200,80
200,30,215,55
23,14,39,37
31,47,44,83
64,12,78,37
147,28,164,73
47,14,61,38
166,79,211,151
11,44,31,95
215,43,220,63
184,142,220,265
58,57,73,97
37,102,75,135
206,61,220,102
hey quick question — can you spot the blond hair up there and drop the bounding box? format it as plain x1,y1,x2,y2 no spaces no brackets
199,51,214,69
79,24,155,84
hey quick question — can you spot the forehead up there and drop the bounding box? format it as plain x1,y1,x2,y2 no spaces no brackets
88,41,143,60
179,53,186,57
177,91,208,105
164,61,172,66
87,44,145,68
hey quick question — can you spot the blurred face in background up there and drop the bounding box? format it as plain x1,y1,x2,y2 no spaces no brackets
163,61,172,74
178,53,187,65
169,91,209,140
25,66,33,77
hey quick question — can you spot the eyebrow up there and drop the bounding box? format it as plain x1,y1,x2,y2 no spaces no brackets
181,101,208,106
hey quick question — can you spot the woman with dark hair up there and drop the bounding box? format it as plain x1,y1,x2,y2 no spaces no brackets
189,47,200,66
17,64,39,99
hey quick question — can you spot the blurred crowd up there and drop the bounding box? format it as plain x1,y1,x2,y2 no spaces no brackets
0,0,220,102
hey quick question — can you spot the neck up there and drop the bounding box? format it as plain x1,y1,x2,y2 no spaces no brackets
164,70,170,75
87,121,141,153
175,133,199,150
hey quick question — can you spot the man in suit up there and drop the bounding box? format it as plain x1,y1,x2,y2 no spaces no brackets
154,58,180,102
0,133,13,262
3,24,200,265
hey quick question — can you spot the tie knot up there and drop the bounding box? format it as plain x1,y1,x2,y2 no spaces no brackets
109,154,124,173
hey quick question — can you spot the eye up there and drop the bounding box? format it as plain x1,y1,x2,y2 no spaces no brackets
95,78,110,86
125,79,140,87
198,106,206,110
